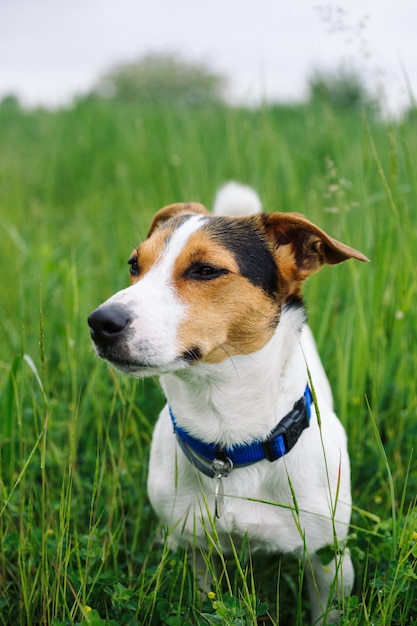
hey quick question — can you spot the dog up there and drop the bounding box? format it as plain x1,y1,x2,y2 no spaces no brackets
88,182,368,624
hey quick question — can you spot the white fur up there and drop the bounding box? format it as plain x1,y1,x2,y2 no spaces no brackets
213,181,262,215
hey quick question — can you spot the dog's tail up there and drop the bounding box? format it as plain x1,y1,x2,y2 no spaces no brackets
212,181,262,216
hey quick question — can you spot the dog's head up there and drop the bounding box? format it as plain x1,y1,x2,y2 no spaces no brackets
88,201,368,376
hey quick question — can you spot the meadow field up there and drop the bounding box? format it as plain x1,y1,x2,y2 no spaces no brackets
0,96,416,624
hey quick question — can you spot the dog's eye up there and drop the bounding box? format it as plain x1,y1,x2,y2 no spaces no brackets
186,262,229,280
128,257,140,277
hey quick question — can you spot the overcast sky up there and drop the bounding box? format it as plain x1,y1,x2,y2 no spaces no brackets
1,0,416,114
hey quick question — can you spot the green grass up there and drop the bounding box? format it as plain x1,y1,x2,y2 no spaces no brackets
0,97,416,625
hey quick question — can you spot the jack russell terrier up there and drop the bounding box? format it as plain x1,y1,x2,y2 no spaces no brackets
88,182,368,624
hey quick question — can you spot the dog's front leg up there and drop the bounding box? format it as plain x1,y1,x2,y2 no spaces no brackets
305,551,354,625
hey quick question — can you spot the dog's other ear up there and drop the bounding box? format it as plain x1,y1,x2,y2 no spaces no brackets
147,202,209,237
264,212,369,279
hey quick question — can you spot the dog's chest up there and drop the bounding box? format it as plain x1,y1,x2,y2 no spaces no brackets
149,441,305,555
188,475,305,557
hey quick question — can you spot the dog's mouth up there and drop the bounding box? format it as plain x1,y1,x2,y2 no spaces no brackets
92,340,204,377
103,353,150,373
91,341,148,371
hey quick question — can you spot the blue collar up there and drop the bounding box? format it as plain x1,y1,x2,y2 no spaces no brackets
169,386,312,479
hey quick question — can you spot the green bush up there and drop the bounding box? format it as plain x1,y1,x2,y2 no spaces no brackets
308,66,377,111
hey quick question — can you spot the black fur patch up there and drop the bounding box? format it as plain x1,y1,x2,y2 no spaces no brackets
202,218,279,298
283,294,306,315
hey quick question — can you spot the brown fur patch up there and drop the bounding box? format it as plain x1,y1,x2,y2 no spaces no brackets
174,229,279,363
262,212,369,296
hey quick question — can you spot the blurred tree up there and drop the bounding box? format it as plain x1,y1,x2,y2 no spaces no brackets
308,67,377,111
0,94,21,111
94,52,227,106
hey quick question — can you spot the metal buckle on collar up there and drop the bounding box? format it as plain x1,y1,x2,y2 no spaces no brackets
212,456,233,478
212,457,233,519
262,395,309,462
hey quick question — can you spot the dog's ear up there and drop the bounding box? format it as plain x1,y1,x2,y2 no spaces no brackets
263,212,369,281
147,202,209,237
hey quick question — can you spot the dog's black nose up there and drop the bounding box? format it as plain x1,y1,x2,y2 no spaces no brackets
88,306,131,343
